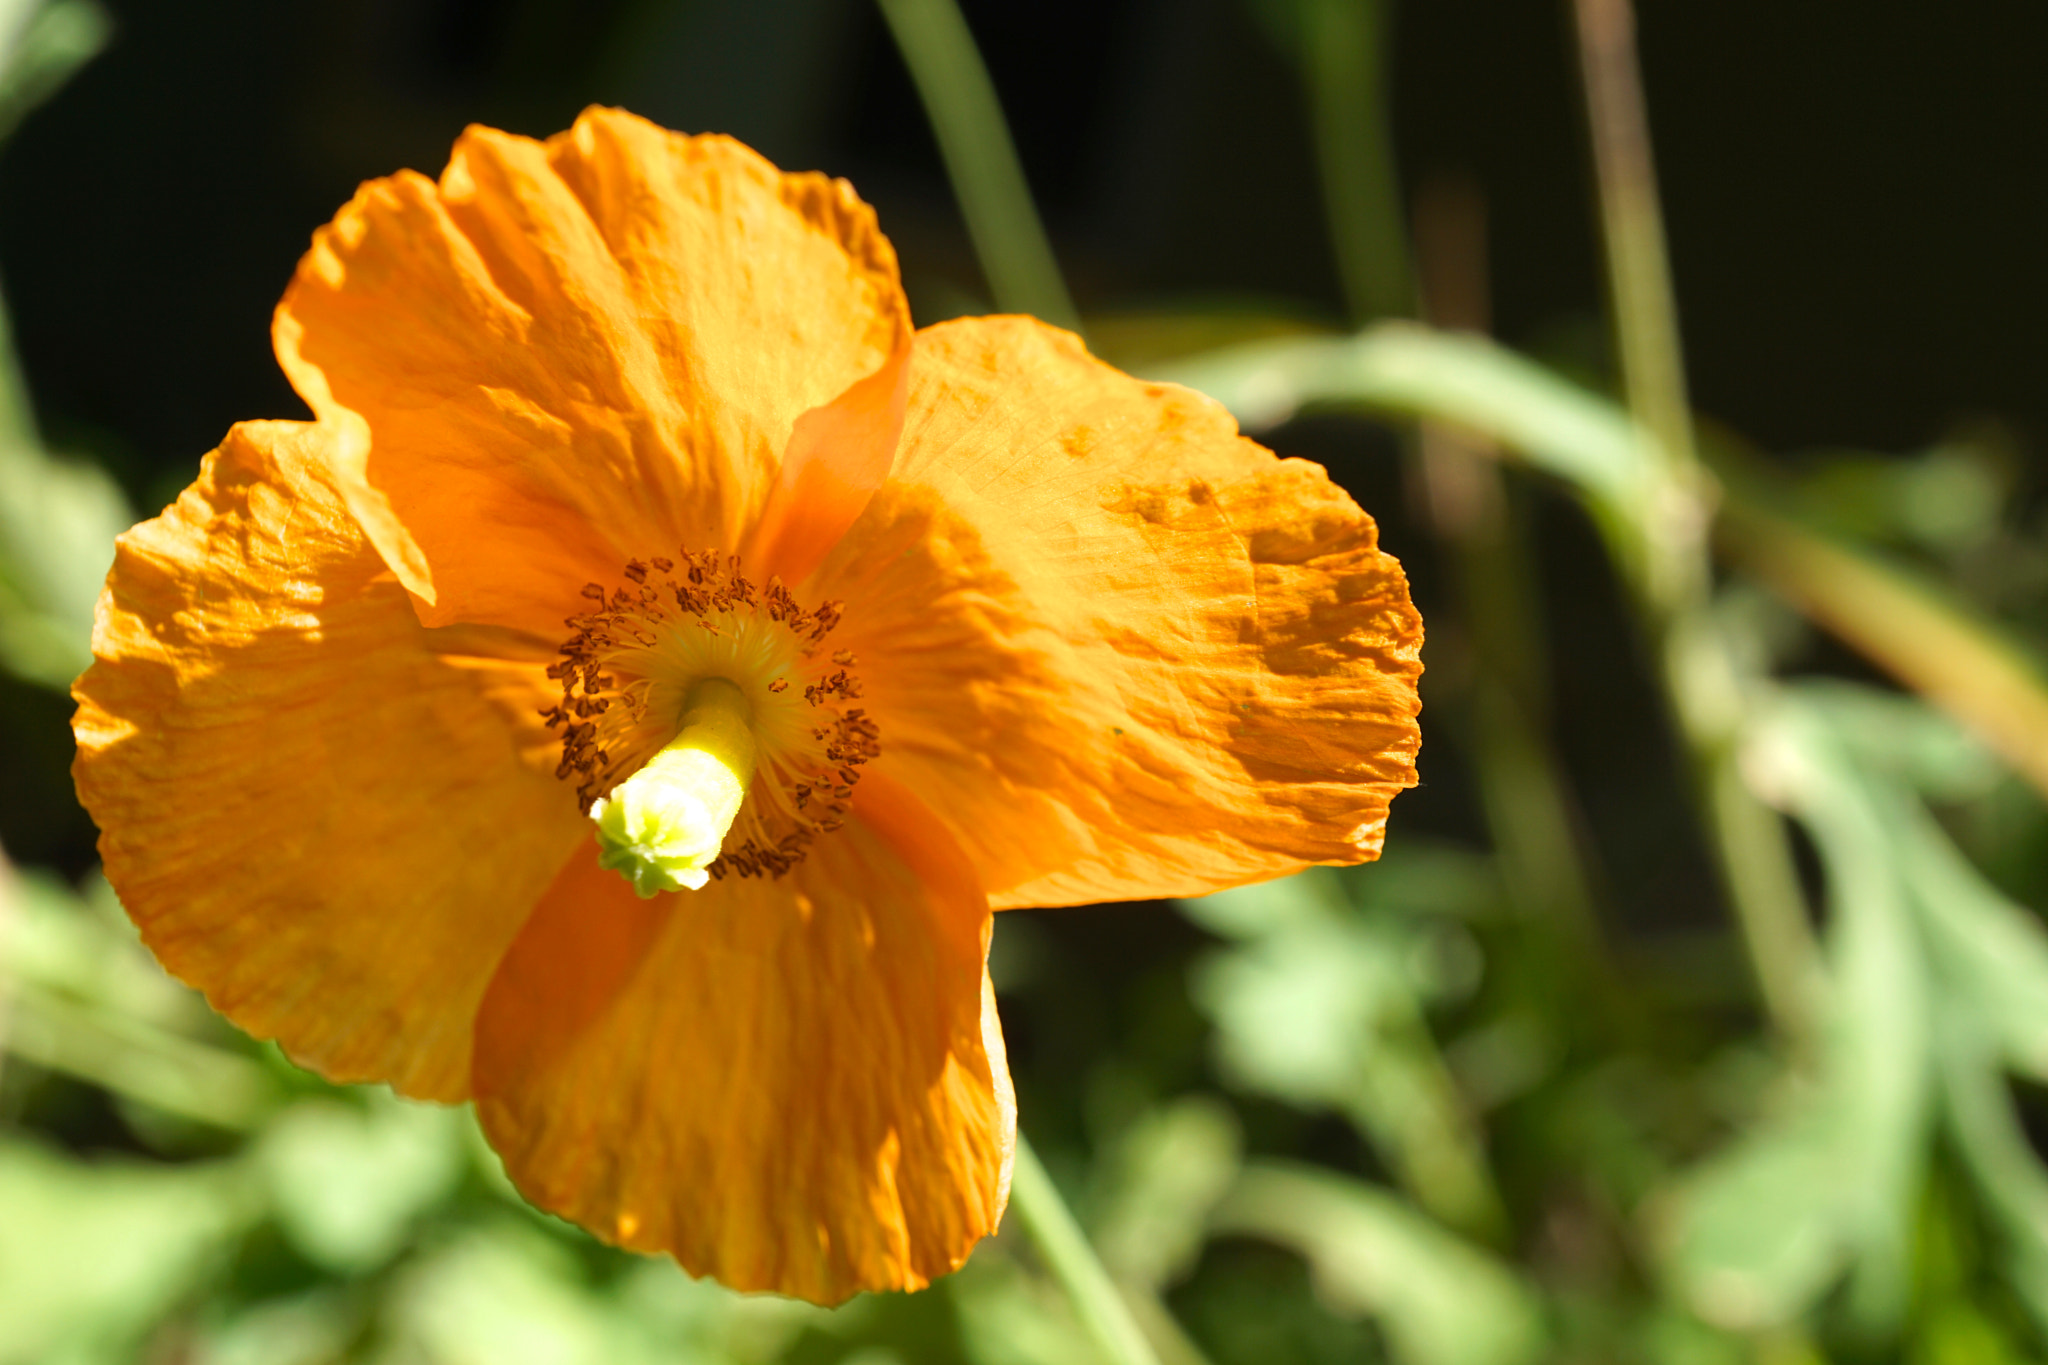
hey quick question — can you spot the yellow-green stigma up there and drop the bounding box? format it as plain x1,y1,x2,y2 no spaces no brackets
589,678,758,897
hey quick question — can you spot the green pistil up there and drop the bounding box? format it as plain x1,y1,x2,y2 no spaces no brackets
590,678,758,897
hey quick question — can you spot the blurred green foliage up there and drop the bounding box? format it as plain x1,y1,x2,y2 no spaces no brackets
0,0,122,693
9,0,2048,1362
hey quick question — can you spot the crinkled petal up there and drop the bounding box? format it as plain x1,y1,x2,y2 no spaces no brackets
742,335,910,588
275,105,911,633
471,774,1012,1304
814,315,1423,909
71,421,585,1100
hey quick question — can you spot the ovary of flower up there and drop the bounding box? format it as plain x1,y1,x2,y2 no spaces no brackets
590,677,758,896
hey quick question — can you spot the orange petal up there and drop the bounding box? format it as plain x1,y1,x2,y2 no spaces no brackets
814,315,1424,909
472,772,1012,1304
274,106,911,633
742,335,910,588
71,421,586,1100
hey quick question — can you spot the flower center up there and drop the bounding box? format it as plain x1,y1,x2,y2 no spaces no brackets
543,550,877,895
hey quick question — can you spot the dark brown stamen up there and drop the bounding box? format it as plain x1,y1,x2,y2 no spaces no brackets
543,547,874,880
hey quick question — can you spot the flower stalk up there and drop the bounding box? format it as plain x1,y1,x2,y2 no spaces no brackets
1007,1135,1163,1365
873,0,1080,332
884,12,1212,1346
1301,0,1410,322
1570,0,1821,1041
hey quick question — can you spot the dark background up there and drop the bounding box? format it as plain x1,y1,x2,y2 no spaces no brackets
3,0,2044,1116
4,0,2043,496
7,8,2048,1356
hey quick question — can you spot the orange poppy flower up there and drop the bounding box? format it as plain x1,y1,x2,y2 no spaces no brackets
70,107,1423,1303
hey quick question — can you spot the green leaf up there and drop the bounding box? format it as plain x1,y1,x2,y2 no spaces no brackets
1703,688,2048,1339
1084,308,1332,374
1154,324,2048,820
1656,1098,1851,1331
188,1291,358,1365
1178,866,1348,940
0,443,130,688
1789,681,2001,802
257,1094,467,1273
1889,790,2048,1084
947,1253,1115,1365
1909,1299,2035,1365
1792,744,1934,1330
385,1220,688,1365
2,867,280,1128
1788,440,2007,557
0,0,110,144
1185,860,1502,1233
1211,1162,1543,1365
1933,1018,2048,1342
611,1255,822,1364
1664,697,1937,1332
0,1138,255,1365
4,868,208,1033
1339,842,1500,922
1148,324,1655,514
1091,1095,1242,1291
1189,910,1402,1109
1720,501,2048,809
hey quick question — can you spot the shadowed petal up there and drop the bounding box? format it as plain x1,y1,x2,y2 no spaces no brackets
743,336,910,588
71,421,585,1100
814,315,1423,909
275,106,911,633
472,773,1012,1304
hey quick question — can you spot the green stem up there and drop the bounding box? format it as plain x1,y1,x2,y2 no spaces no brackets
1570,0,1689,473
1570,0,1820,1045
0,270,37,446
1301,0,1411,322
1410,177,1616,998
1008,1133,1162,1365
879,15,1180,1348
1345,1025,1506,1240
1705,744,1821,1037
1939,1020,2048,1338
0,848,16,1094
4,984,281,1129
873,0,1081,331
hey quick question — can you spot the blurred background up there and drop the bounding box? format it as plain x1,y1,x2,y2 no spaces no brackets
5,0,2048,1361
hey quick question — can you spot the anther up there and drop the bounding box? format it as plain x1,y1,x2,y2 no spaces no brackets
545,548,879,882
